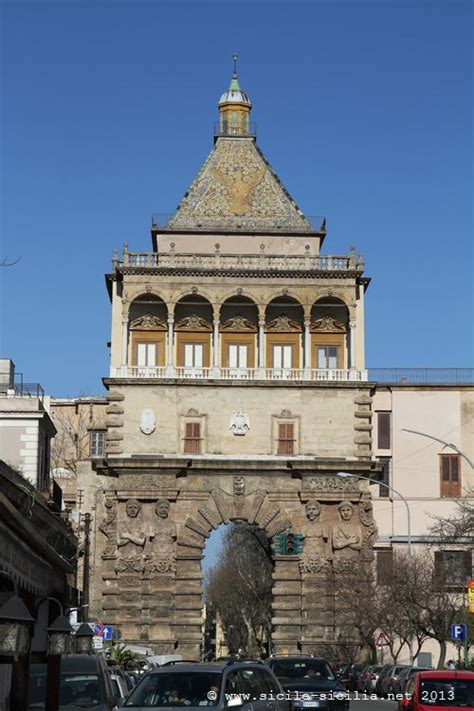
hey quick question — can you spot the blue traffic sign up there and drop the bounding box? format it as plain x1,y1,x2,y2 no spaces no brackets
102,625,113,640
450,624,467,641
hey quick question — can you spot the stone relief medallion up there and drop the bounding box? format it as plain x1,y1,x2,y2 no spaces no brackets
229,412,250,436
140,409,156,435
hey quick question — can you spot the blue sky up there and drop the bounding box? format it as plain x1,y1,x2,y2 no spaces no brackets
1,0,472,395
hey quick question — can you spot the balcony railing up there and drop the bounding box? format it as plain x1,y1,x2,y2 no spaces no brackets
109,366,368,382
117,250,363,273
368,368,474,385
150,213,326,233
213,121,257,138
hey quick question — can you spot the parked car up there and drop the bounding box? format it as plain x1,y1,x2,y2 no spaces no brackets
119,660,289,711
267,655,349,711
356,665,372,692
381,665,410,697
28,654,119,710
398,669,474,711
362,665,384,694
375,664,396,697
393,667,433,697
111,672,130,706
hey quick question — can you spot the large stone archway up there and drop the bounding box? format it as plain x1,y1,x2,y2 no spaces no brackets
89,461,379,659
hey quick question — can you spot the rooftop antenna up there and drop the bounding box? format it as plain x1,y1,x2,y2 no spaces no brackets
233,51,238,76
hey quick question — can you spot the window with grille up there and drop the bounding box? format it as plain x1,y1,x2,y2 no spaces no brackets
277,423,294,455
184,422,201,454
377,412,391,449
90,430,105,458
440,454,461,497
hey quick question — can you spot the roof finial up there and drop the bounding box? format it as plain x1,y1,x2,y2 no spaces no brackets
233,51,238,77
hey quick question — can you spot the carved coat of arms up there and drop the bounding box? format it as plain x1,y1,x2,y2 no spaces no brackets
229,412,250,436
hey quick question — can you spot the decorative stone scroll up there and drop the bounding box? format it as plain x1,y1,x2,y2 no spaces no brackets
266,517,291,537
174,314,212,331
265,315,302,332
220,315,257,332
129,313,167,331
310,316,346,333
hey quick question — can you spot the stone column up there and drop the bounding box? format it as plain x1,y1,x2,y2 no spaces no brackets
258,319,265,377
303,319,311,379
166,318,174,376
213,319,220,377
121,320,128,371
349,320,356,376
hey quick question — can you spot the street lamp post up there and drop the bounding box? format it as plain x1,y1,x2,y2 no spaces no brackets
336,471,412,556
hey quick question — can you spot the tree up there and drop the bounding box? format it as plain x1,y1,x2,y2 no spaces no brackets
108,644,141,670
430,487,474,541
50,401,103,475
205,523,273,658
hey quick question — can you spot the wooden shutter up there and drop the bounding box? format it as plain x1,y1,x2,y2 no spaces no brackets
184,422,201,453
377,412,391,449
277,423,294,455
440,455,461,497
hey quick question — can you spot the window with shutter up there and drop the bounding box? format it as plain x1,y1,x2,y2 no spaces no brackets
377,412,391,449
184,422,201,454
277,423,294,455
439,455,461,497
378,457,391,498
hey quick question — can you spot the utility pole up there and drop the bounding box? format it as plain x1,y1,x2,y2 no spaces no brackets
82,513,91,622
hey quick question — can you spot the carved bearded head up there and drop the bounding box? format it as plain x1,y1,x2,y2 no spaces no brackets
125,499,141,518
305,501,321,521
156,499,170,519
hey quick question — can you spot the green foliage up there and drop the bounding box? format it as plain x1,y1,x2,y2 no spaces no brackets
109,644,141,670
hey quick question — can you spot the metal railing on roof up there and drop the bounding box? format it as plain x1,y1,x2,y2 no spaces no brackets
213,122,257,138
368,368,474,385
151,213,326,233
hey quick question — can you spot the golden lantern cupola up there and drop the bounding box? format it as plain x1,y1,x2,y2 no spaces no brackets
218,53,252,136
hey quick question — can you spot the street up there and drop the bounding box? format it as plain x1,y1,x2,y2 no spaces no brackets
350,698,397,711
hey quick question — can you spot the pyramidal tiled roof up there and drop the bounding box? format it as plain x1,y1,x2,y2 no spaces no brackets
167,137,312,232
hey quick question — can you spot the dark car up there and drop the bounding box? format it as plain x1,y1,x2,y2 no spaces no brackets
375,664,395,697
379,665,410,698
119,660,289,711
360,665,384,694
398,670,474,711
28,654,118,710
393,667,433,697
266,656,349,711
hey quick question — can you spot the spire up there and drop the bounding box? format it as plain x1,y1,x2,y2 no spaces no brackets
218,53,252,137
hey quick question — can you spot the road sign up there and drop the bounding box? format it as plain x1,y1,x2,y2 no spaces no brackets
375,631,390,647
93,637,104,650
102,625,113,641
450,624,467,641
93,622,105,637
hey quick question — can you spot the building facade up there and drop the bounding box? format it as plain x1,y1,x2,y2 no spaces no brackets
79,64,383,658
